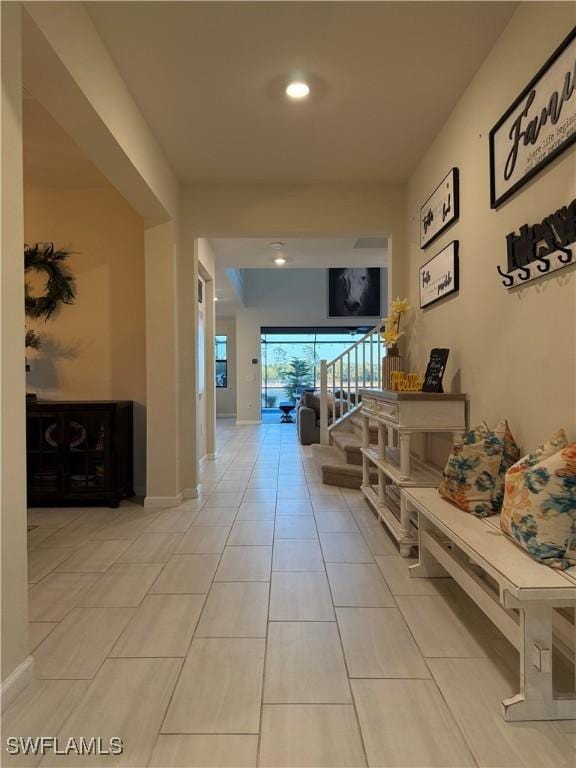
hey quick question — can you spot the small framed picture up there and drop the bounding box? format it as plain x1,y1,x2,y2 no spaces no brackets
420,168,459,249
419,241,459,309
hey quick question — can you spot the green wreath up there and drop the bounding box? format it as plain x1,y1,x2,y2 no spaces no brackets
25,242,76,320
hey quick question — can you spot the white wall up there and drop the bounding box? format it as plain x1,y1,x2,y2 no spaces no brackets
405,2,576,452
216,316,237,417
234,268,388,422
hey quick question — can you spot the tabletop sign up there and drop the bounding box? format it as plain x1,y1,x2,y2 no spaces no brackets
422,348,450,393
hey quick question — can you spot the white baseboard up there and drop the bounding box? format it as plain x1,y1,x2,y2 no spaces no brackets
235,420,262,425
144,493,183,509
182,486,199,499
1,656,34,712
217,413,237,418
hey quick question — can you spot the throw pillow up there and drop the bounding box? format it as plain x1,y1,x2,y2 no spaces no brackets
491,421,520,513
302,391,321,414
500,438,575,569
439,422,506,518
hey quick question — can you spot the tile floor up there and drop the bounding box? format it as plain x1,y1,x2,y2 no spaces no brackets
3,419,575,767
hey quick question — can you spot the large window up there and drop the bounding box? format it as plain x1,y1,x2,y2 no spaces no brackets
215,335,228,388
260,326,375,410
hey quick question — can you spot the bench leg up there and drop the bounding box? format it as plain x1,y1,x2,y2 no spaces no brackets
502,602,576,721
408,512,447,576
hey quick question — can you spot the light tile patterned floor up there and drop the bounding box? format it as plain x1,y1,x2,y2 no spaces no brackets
4,419,575,767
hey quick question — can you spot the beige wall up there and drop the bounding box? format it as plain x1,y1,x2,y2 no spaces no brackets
24,187,147,492
183,182,406,299
1,2,31,699
405,2,576,452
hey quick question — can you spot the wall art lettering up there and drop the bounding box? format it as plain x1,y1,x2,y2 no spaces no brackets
490,27,576,209
419,241,459,308
496,199,575,288
420,168,459,248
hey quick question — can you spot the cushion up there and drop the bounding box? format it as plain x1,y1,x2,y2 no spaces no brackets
439,422,508,518
500,431,575,569
301,391,321,414
491,421,520,513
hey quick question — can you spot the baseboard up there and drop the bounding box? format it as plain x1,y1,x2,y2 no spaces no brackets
182,486,199,499
217,413,236,418
143,493,183,508
1,656,34,712
235,420,261,425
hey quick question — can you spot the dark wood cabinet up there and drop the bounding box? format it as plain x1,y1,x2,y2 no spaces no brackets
26,400,134,508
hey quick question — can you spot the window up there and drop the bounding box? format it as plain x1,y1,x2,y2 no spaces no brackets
215,335,228,388
260,326,375,410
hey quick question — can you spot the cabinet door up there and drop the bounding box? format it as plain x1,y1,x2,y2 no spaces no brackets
26,412,63,498
63,410,111,495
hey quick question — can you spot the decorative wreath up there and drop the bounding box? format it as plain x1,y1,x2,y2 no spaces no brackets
25,242,76,320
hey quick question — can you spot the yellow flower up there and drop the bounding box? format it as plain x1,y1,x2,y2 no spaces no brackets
391,297,410,314
383,329,402,346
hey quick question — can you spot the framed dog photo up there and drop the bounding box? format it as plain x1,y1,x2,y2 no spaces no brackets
420,168,459,249
328,268,381,318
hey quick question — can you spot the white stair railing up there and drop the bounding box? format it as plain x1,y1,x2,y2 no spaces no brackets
319,320,386,445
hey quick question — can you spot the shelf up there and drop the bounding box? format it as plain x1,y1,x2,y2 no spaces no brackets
362,485,417,552
362,446,442,487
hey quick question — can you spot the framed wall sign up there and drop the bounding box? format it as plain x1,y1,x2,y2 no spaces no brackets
420,168,459,248
419,240,459,308
490,27,576,209
422,348,450,393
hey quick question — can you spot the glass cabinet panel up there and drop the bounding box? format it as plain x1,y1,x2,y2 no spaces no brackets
66,412,109,492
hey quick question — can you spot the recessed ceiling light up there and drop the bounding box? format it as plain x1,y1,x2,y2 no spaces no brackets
274,257,287,265
286,81,310,99
269,241,285,250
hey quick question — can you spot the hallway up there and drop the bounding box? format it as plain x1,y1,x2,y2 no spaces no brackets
4,420,575,767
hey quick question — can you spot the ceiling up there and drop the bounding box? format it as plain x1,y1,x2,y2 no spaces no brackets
85,1,517,184
23,97,112,189
211,236,387,312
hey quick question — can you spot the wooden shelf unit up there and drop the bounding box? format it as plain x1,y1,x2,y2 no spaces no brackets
359,388,466,557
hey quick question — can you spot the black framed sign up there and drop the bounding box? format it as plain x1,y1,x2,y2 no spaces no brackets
420,168,459,249
419,241,459,308
489,27,576,209
422,348,450,393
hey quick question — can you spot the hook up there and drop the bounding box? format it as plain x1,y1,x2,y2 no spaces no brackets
496,265,514,288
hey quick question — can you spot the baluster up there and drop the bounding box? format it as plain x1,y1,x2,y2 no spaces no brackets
354,345,358,404
340,358,344,419
370,332,374,388
377,330,382,389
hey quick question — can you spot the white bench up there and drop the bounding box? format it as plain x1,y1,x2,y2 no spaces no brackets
404,486,576,723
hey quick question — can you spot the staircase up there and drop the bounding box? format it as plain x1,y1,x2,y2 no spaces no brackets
312,320,386,489
312,411,379,489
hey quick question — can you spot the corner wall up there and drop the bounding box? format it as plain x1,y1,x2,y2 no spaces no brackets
24,187,147,492
405,2,576,450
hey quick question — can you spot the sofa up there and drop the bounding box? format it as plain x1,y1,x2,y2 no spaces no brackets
296,391,349,445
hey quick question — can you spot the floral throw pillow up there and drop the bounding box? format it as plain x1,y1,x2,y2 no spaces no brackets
491,421,520,513
500,432,575,570
439,423,506,518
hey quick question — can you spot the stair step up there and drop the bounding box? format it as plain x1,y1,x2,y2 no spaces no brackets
311,443,378,490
